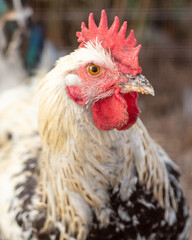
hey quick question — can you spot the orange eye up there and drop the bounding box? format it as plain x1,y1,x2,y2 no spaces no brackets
88,64,100,75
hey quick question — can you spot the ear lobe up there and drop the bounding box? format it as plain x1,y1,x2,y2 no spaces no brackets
67,86,86,105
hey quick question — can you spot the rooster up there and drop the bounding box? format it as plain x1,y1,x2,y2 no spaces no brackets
0,10,190,240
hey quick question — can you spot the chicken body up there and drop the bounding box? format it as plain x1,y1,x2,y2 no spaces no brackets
0,11,190,240
0,89,190,240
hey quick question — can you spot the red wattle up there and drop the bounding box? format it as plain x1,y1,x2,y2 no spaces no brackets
92,88,139,131
118,92,139,130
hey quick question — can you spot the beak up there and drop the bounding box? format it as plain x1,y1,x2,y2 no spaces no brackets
117,74,155,96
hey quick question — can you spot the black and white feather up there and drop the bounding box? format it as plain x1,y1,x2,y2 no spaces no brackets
0,42,190,240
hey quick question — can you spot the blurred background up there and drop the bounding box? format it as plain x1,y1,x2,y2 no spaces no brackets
0,0,192,237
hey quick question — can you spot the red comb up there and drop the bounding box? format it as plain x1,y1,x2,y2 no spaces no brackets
76,10,142,76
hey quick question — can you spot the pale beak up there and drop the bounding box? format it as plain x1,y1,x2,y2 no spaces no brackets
118,74,155,96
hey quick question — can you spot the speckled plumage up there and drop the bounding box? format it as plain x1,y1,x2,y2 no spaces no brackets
0,10,190,240
88,162,190,240
0,97,190,240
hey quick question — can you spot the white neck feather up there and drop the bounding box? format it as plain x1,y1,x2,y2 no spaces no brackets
38,52,176,240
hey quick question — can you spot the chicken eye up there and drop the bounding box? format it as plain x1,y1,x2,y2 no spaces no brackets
88,64,100,75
